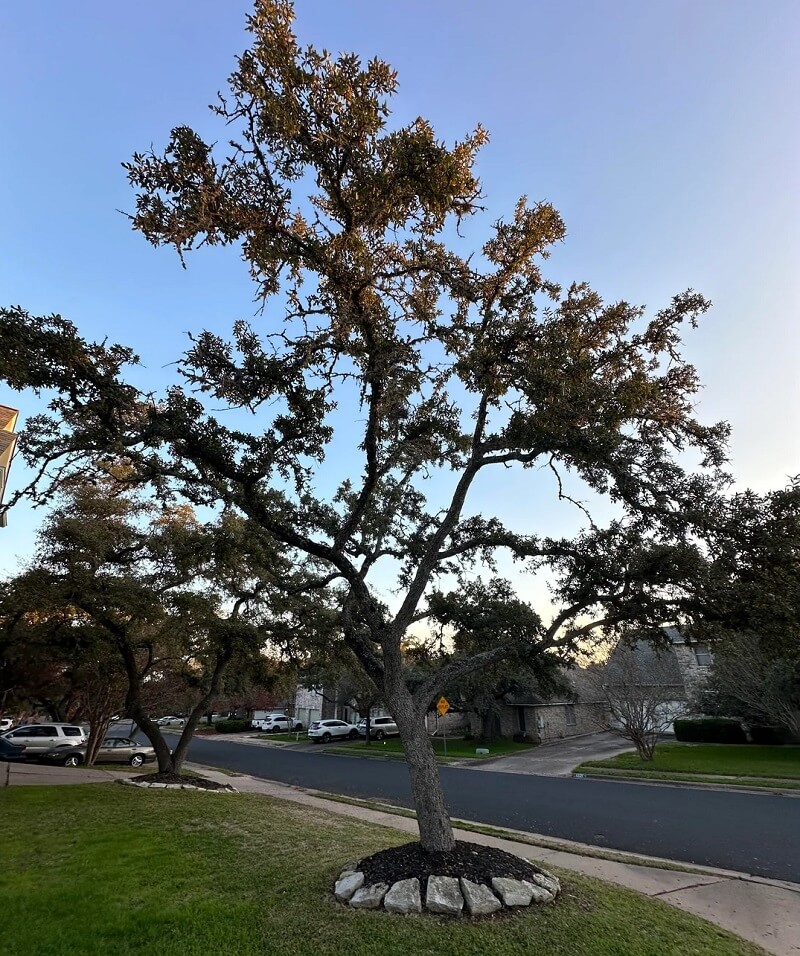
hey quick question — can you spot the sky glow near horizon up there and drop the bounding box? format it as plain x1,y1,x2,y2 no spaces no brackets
1,1,798,619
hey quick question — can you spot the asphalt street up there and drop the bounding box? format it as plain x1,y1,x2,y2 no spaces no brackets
181,735,800,882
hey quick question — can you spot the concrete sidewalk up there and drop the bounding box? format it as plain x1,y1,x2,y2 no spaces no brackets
190,763,799,956
2,761,124,785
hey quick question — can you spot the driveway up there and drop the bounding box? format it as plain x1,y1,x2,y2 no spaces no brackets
466,732,632,777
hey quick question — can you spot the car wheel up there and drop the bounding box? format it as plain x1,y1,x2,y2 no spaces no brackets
322,732,332,743
348,729,359,740
63,753,82,768
376,730,385,740
129,754,144,768
294,723,303,732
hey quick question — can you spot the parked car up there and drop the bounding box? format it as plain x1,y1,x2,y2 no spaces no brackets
155,716,185,727
307,719,359,743
0,737,26,761
356,716,399,740
0,717,14,732
39,737,157,768
1,723,87,753
253,714,304,733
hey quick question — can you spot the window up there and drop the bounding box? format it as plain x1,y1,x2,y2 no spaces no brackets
565,705,577,728
693,645,712,667
63,727,82,736
39,727,58,737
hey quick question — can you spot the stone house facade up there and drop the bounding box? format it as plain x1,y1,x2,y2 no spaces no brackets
467,668,610,743
604,626,715,734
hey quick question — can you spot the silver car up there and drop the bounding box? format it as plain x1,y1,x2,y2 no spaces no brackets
2,723,87,753
356,716,399,740
39,737,156,768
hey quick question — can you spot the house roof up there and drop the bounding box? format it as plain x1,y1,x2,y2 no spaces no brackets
607,638,685,686
503,666,606,706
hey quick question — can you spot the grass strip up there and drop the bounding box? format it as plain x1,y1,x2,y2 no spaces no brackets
573,766,800,790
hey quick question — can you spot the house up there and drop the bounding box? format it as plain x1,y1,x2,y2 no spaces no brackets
603,626,714,734
467,668,610,743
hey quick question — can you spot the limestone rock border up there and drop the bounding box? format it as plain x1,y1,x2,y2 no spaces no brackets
334,864,560,917
118,778,238,792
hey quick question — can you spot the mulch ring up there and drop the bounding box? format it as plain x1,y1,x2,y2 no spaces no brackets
359,840,546,891
126,771,234,791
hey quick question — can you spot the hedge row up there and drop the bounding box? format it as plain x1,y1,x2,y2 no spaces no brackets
214,719,253,734
673,718,747,743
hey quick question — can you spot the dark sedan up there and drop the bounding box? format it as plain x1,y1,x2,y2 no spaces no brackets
39,737,156,768
0,737,26,761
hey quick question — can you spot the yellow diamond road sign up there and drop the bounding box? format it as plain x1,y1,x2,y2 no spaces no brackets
436,697,450,716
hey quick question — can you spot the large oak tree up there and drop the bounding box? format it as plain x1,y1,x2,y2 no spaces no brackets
1,1,732,850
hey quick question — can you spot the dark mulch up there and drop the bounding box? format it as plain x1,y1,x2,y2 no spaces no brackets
358,840,545,889
133,771,233,791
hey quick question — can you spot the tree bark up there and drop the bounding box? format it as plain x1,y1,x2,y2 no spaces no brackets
385,678,455,853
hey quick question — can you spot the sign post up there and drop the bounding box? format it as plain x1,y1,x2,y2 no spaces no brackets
436,696,450,758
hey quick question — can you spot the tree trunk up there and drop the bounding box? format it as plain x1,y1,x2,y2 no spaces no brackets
385,679,455,853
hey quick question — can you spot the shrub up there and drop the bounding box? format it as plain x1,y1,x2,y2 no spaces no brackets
673,717,747,744
215,719,252,734
748,725,796,745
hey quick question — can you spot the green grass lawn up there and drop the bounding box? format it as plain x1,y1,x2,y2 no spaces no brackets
576,744,800,780
329,737,535,760
0,784,765,956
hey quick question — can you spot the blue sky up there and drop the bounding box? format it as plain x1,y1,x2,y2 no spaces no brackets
1,1,798,593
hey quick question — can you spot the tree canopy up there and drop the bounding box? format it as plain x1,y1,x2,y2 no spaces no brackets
0,474,297,771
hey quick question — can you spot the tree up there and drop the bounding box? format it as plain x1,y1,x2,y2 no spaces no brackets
589,640,688,760
696,635,800,740
688,480,800,659
1,476,292,773
0,1,730,851
415,579,570,739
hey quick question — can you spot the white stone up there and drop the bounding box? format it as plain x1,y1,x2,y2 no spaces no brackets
460,878,502,916
166,784,183,789
426,876,464,915
523,881,555,903
148,782,167,789
350,882,389,909
334,871,364,902
491,877,534,907
529,872,560,897
340,861,359,876
384,878,422,914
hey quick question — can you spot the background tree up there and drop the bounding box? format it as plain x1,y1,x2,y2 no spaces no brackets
1,476,294,773
415,579,570,739
588,639,688,760
695,635,800,740
0,1,731,851
688,479,800,658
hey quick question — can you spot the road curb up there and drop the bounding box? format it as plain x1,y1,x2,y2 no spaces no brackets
573,770,800,798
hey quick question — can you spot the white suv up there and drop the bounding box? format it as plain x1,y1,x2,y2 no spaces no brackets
253,714,303,732
307,719,359,743
2,723,87,753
